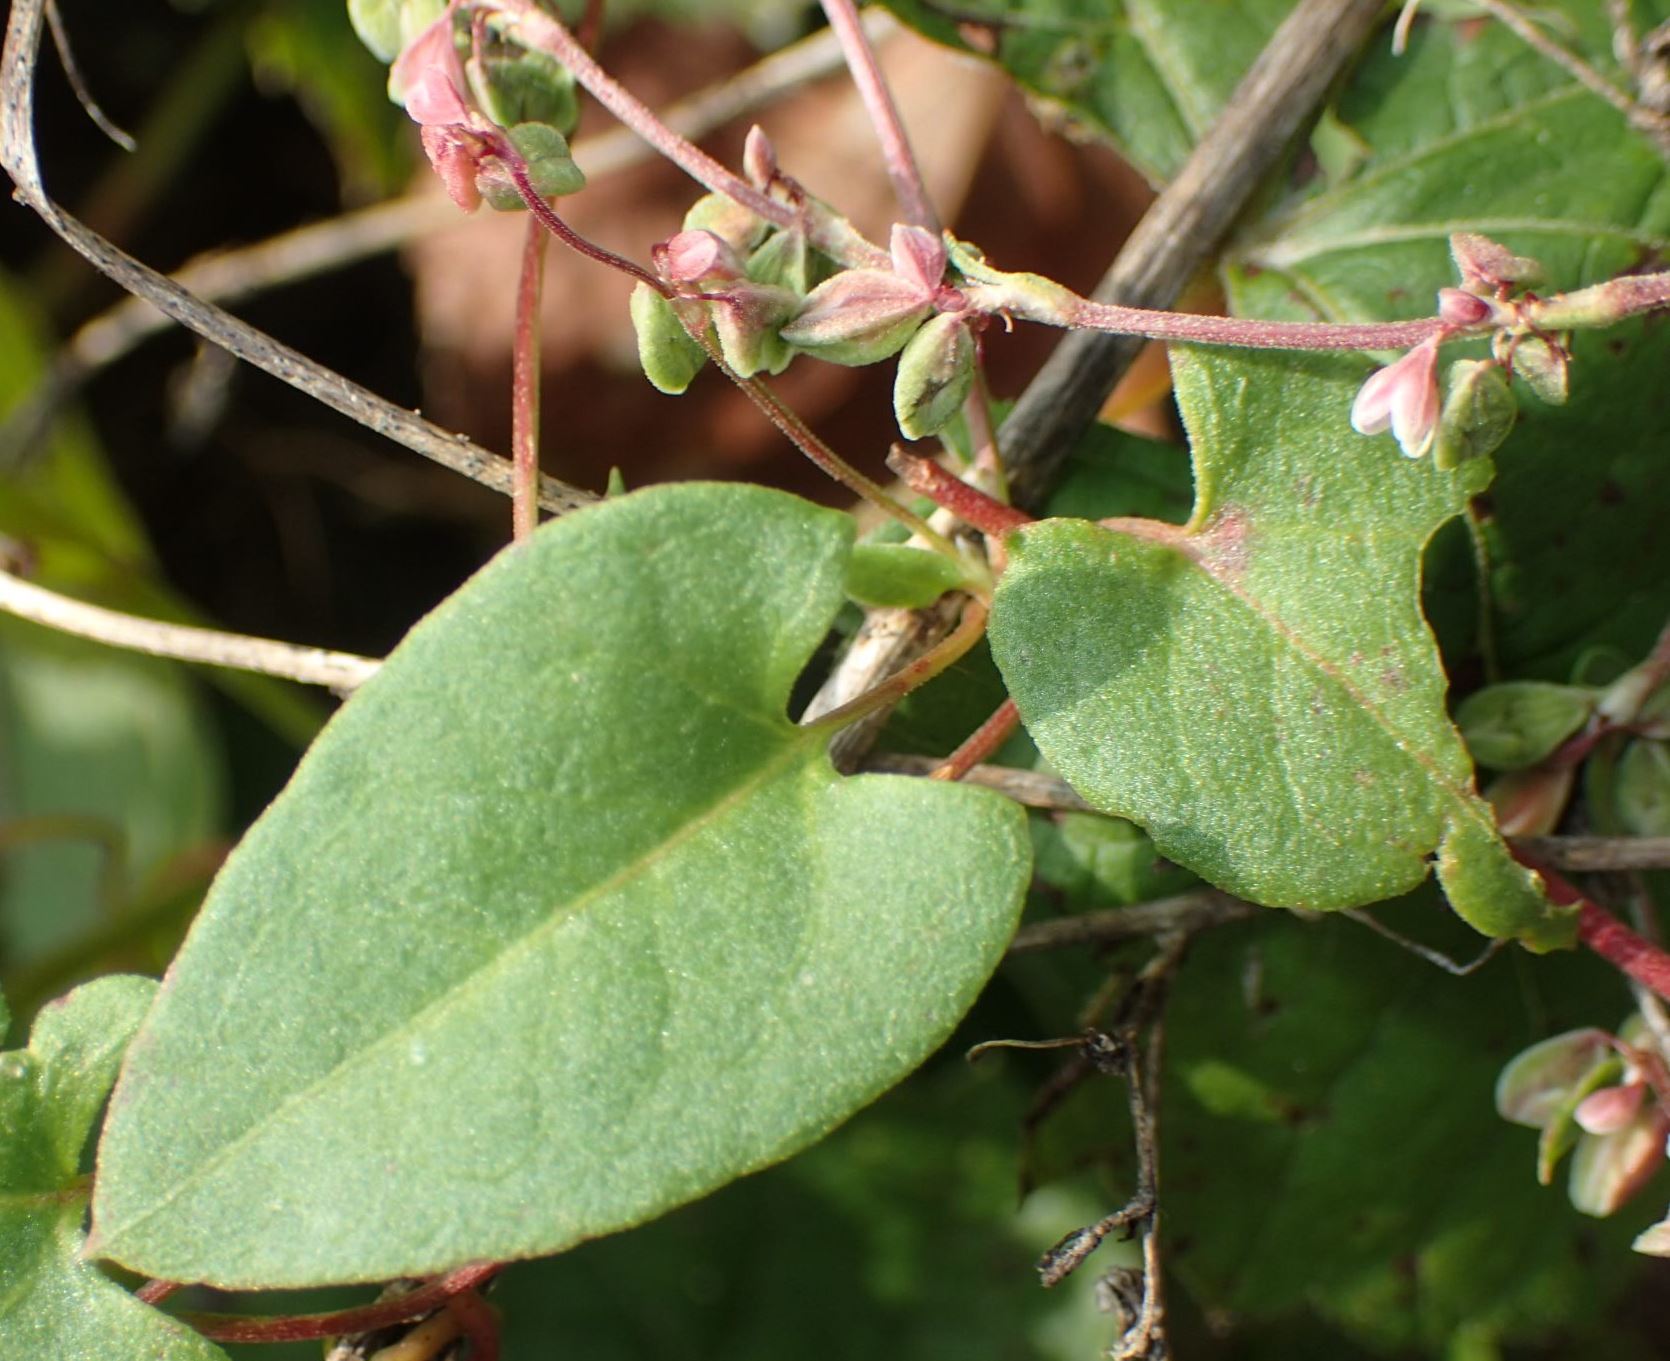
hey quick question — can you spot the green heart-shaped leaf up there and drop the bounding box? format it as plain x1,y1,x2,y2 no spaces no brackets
988,348,1567,945
91,484,1029,1287
1,977,225,1361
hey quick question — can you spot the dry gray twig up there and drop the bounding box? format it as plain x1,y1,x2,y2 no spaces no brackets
1008,892,1257,956
1,17,887,467
0,561,380,693
868,756,1670,871
0,0,594,517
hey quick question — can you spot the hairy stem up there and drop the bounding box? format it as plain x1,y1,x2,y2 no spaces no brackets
817,0,939,231
512,216,547,542
1055,297,1444,351
887,448,1034,537
703,355,956,555
484,0,888,269
1523,853,1670,1001
931,698,1020,782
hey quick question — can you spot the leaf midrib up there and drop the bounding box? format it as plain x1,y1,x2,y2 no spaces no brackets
1068,517,1487,837
96,726,824,1257
1246,218,1670,271
1246,83,1603,243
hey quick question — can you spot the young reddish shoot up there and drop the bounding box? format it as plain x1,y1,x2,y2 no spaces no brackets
887,448,1034,538
494,144,669,296
175,1263,501,1344
932,698,1021,782
1517,852,1670,1003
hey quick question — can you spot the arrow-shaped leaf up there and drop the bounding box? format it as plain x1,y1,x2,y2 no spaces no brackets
91,483,1029,1288
987,347,1567,945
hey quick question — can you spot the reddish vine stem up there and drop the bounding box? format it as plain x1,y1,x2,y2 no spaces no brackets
1059,303,1442,351
887,448,1034,537
511,216,547,542
444,1287,502,1361
932,698,1020,782
1519,852,1670,1002
817,0,939,232
135,1278,181,1306
176,1262,501,1344
498,152,669,295
485,0,803,239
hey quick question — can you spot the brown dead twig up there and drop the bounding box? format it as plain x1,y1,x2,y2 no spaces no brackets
802,0,1392,761
973,934,1192,1359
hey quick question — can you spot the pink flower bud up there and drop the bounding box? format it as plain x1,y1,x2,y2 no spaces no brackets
420,125,483,212
1450,232,1542,291
743,125,778,189
889,224,946,297
392,15,471,127
1484,764,1574,837
655,230,744,284
1349,334,1441,458
1437,287,1494,327
1568,1106,1670,1217
1575,1082,1647,1136
779,268,934,366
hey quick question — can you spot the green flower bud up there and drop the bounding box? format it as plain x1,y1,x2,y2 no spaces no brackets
1508,333,1570,405
892,313,975,440
1433,359,1516,471
630,284,706,395
1495,1027,1613,1130
779,269,932,367
709,282,799,378
469,45,579,134
476,123,585,210
1615,739,1670,837
745,229,831,297
350,0,445,62
1455,680,1593,770
682,193,768,257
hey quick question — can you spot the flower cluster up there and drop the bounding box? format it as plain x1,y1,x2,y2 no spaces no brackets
1496,1016,1670,1253
630,133,982,440
1349,233,1567,465
363,1,585,213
